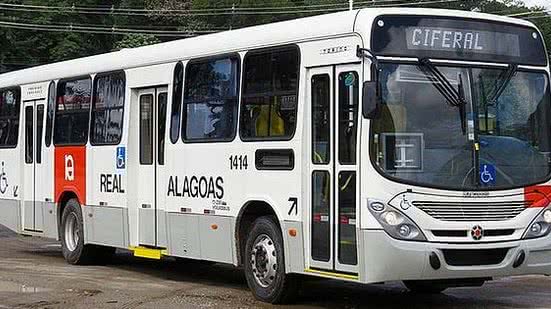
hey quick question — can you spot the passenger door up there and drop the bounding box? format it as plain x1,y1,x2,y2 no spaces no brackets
22,100,45,232
308,64,360,274
136,87,168,247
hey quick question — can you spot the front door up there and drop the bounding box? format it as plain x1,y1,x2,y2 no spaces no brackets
23,100,45,232
308,64,360,274
136,87,168,247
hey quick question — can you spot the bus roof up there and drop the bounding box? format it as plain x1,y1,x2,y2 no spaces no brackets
0,7,539,88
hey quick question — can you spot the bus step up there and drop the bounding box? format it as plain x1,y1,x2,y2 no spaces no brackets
130,246,167,260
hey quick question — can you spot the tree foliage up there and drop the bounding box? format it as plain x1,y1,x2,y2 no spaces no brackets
113,34,161,51
0,0,549,73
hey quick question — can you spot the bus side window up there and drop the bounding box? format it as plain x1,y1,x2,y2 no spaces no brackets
182,55,240,142
240,46,300,141
45,81,55,147
90,71,126,145
54,77,92,146
36,104,44,163
170,62,183,144
338,72,359,165
312,74,331,165
0,87,21,148
158,92,168,165
25,106,33,163
140,94,154,165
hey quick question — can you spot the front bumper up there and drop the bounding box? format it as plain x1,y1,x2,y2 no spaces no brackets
361,230,551,283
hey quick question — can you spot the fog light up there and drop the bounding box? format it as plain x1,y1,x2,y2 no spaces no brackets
370,202,385,212
383,212,399,226
531,222,543,234
544,210,551,224
399,224,411,237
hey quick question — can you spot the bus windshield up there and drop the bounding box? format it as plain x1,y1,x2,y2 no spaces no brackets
370,62,551,190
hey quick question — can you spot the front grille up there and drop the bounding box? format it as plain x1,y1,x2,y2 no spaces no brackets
432,229,515,238
432,230,467,237
442,248,510,266
413,200,529,222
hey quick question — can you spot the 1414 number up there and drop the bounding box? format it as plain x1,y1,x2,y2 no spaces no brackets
230,155,248,170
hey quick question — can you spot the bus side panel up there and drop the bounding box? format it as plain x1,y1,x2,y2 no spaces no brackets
166,213,201,259
85,144,129,248
42,201,58,239
54,146,86,204
0,199,21,233
283,220,305,273
0,133,22,233
83,205,129,248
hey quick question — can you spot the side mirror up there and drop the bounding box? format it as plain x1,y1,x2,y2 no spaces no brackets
362,81,380,119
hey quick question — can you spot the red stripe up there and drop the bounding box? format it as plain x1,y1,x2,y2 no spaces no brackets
524,185,551,208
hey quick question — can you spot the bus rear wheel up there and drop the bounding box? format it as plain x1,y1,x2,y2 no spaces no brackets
60,198,115,265
244,216,299,304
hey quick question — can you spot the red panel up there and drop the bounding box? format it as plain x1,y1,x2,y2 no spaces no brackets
524,185,551,208
55,146,86,205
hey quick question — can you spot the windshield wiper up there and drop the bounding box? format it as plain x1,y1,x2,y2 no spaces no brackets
484,64,518,106
418,58,467,133
418,58,465,107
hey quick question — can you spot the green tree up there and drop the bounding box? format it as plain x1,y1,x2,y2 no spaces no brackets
0,0,550,73
113,33,161,50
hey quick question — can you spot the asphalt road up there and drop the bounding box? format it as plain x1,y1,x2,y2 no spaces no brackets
1,225,551,309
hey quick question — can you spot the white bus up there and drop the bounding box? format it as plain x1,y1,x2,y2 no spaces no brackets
0,7,550,303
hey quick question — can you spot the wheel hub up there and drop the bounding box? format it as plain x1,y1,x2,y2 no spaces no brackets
64,213,79,252
250,234,277,288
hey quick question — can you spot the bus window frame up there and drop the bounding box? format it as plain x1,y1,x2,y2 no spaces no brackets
170,61,184,144
0,86,21,149
239,44,302,143
181,52,241,144
45,81,56,148
53,75,93,147
90,70,127,146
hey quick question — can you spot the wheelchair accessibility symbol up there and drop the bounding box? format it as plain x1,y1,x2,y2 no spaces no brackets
116,146,126,169
0,161,8,194
480,164,496,185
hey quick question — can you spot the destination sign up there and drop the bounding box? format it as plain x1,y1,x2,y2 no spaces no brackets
372,16,547,66
406,27,520,57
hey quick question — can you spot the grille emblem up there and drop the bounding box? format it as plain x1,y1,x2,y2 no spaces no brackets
471,226,484,240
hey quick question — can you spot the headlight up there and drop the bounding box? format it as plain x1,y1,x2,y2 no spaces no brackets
524,206,551,239
368,199,426,241
543,210,551,224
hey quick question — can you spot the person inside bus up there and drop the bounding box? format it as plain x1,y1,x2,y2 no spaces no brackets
253,98,285,137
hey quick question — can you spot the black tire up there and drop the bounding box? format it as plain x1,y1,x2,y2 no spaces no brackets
403,280,449,294
60,199,114,265
244,216,299,304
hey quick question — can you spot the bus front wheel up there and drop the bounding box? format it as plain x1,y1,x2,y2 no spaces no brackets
244,216,299,304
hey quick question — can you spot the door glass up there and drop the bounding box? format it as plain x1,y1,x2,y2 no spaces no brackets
338,72,359,165
338,171,357,265
25,106,33,164
140,94,154,165
312,171,331,262
36,105,44,164
158,92,168,165
312,74,331,165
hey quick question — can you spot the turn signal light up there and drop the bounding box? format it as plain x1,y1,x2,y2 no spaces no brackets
289,229,297,237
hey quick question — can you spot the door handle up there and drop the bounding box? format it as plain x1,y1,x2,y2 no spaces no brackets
141,204,152,209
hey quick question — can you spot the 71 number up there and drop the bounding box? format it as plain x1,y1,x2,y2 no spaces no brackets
230,155,248,170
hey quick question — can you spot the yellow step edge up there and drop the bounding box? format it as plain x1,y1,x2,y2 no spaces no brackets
129,246,168,260
305,268,359,280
